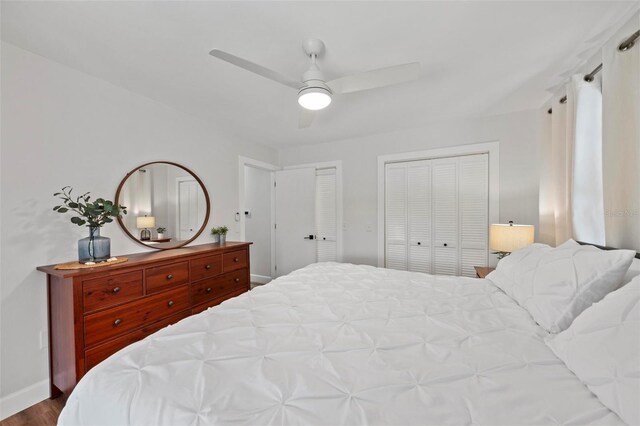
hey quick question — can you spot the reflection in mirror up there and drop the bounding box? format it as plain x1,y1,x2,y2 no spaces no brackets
116,162,210,250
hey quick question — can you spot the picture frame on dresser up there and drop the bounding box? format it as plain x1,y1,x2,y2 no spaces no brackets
37,242,251,398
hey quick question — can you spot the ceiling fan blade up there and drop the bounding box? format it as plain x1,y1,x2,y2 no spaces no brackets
209,49,302,90
298,108,316,129
327,62,421,94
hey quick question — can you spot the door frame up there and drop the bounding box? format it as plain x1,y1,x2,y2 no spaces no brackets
283,160,344,262
238,156,279,281
377,141,500,268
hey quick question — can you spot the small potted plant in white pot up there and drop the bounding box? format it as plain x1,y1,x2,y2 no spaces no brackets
156,227,167,239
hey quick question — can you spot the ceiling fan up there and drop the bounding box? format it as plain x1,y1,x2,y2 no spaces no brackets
209,38,421,128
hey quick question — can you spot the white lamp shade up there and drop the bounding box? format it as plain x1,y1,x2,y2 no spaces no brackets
298,87,332,110
489,223,534,253
136,216,156,229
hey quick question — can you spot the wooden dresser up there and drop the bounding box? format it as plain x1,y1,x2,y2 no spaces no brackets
37,242,251,397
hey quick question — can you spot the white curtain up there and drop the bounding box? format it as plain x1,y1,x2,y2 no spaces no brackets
550,95,571,246
543,74,606,246
602,13,640,251
569,75,605,245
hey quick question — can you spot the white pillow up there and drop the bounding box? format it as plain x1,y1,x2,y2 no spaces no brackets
546,277,640,425
487,240,635,333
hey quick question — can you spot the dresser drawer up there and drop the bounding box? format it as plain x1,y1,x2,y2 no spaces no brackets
145,261,189,294
191,269,248,306
84,285,189,348
83,271,143,313
190,254,223,282
223,249,248,272
85,310,189,370
192,288,246,315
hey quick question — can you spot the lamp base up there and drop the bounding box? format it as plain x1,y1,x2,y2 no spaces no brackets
140,229,151,241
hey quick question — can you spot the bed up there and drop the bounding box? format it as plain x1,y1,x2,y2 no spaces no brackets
58,261,630,425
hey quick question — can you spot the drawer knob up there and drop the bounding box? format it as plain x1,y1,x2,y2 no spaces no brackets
417,242,421,246
233,257,239,262
234,278,240,283
167,300,175,307
112,287,121,294
205,264,211,270
166,274,174,280
443,243,448,247
113,319,122,326
206,287,212,293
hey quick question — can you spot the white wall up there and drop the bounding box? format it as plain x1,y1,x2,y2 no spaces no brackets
244,166,272,279
0,42,277,418
279,109,545,265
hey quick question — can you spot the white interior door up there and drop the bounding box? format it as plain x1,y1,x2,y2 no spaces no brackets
432,158,459,275
178,179,205,241
275,168,316,276
315,168,338,262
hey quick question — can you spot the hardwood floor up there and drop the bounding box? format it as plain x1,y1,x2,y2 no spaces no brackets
0,396,65,426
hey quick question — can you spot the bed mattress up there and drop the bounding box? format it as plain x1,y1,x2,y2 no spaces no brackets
58,262,622,425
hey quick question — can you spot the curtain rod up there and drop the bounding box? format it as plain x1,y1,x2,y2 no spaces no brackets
547,29,639,114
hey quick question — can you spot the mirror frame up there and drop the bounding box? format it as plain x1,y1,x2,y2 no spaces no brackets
115,161,211,250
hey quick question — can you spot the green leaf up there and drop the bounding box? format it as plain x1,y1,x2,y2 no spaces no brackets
68,202,79,208
57,207,69,213
53,206,60,211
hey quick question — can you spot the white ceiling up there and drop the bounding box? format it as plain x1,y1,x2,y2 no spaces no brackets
2,1,638,148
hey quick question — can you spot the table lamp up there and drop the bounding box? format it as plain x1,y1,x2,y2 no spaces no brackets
137,215,155,241
489,221,534,259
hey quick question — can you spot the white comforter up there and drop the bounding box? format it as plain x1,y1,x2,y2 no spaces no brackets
59,263,622,425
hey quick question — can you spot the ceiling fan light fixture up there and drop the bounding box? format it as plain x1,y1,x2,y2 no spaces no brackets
298,86,332,110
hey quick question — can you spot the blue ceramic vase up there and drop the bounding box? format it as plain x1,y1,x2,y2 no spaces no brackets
78,226,110,263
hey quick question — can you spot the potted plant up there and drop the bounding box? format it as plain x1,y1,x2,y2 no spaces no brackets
156,227,167,239
211,226,229,244
53,186,127,264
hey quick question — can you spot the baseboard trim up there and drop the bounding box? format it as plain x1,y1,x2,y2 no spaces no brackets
250,274,272,284
0,379,49,420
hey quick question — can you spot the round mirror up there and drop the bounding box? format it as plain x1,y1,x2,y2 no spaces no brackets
115,162,210,250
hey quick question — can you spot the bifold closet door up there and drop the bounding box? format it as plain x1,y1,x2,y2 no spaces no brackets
385,163,408,270
316,168,337,262
459,154,489,277
407,161,432,273
432,158,459,275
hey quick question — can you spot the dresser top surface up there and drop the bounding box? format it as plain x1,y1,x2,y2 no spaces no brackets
37,241,252,278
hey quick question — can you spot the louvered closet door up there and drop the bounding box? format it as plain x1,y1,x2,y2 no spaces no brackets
432,158,459,275
385,163,407,270
407,161,432,273
316,168,337,262
459,154,489,277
